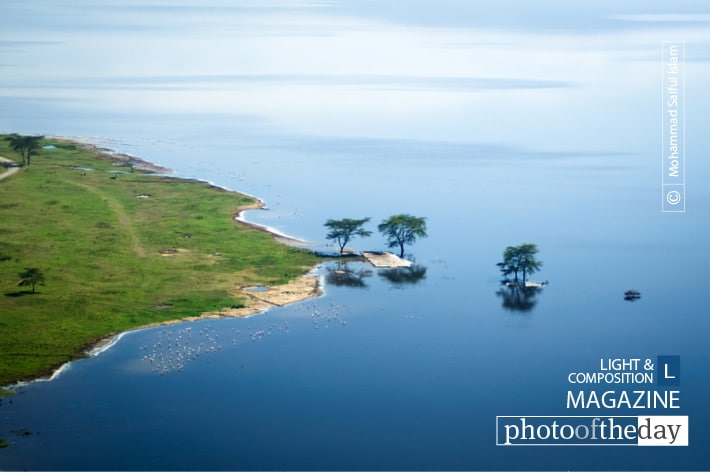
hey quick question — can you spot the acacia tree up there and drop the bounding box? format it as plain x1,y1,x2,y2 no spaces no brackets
497,246,521,282
378,214,428,258
23,135,43,167
324,217,372,255
18,268,45,293
5,134,43,166
497,243,542,284
5,134,26,165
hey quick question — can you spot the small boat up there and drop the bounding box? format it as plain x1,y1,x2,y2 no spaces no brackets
624,290,641,301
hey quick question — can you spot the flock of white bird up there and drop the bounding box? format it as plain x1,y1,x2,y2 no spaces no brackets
140,301,349,375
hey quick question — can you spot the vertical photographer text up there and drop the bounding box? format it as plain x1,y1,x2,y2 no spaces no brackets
662,41,685,212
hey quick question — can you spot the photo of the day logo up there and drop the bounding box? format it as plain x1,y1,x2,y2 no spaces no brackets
497,416,688,446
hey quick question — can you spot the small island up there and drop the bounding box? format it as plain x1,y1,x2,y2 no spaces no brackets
0,135,321,386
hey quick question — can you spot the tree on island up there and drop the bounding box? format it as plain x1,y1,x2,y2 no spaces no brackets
497,243,542,284
378,214,428,258
5,134,44,166
18,268,45,294
324,217,372,255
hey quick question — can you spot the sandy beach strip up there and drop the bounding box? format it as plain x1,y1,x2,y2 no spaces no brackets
361,251,412,268
81,271,323,361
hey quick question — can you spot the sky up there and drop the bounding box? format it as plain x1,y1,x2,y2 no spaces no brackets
1,0,710,157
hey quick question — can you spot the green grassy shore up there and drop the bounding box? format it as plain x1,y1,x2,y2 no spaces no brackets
0,136,319,386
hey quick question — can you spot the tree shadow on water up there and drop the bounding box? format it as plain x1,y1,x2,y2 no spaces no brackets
325,262,372,288
496,283,543,313
379,264,427,286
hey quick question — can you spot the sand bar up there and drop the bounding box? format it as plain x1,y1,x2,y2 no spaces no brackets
361,251,412,268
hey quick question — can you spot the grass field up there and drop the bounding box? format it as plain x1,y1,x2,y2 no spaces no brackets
0,136,320,385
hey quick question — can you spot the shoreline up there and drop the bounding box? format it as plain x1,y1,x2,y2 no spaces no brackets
73,136,314,246
234,204,314,246
54,136,173,174
71,268,325,382
2,136,325,388
77,137,324,367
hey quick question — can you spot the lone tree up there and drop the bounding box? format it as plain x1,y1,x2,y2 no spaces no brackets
378,214,428,258
497,243,542,284
18,268,45,293
324,217,372,255
5,134,44,166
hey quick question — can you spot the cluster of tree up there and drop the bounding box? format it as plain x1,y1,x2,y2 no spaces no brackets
324,214,427,257
496,244,544,312
496,243,542,285
4,134,44,167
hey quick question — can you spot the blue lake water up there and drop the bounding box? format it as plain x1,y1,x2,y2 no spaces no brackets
2,1,710,470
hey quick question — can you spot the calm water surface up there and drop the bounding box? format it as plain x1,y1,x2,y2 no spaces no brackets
1,1,709,470
0,146,707,469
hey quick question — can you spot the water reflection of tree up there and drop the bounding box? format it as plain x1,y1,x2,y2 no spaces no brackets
379,264,427,286
496,284,542,313
325,262,372,288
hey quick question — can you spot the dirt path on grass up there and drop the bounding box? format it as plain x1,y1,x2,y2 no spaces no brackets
0,156,21,181
70,180,148,258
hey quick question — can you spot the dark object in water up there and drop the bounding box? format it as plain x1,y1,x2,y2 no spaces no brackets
624,290,641,301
